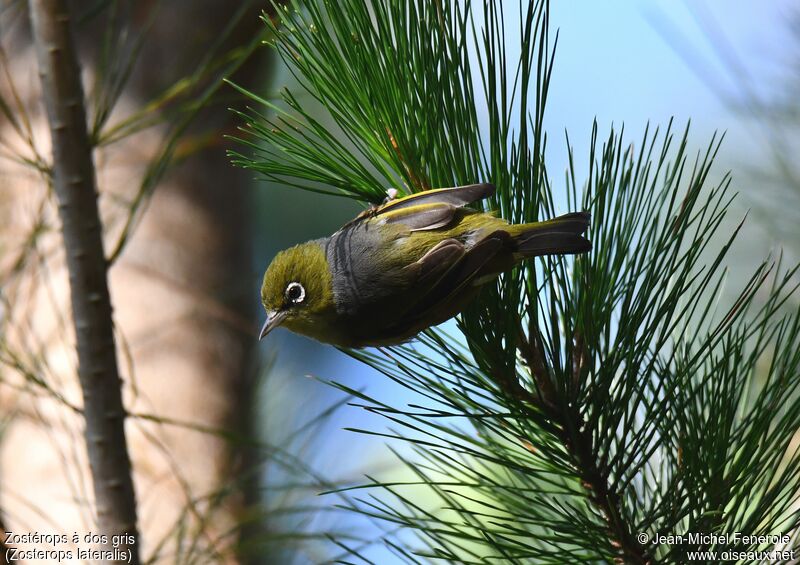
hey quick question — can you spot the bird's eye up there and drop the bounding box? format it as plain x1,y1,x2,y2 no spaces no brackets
285,281,306,305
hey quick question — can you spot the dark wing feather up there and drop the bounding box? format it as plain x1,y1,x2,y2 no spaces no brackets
378,202,458,231
361,183,495,232
415,231,508,309
405,238,466,283
377,183,495,214
344,183,495,233
385,231,510,335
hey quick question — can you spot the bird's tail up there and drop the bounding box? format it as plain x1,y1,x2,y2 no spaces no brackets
511,211,592,258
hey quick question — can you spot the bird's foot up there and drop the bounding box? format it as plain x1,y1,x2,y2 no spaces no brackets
383,188,399,203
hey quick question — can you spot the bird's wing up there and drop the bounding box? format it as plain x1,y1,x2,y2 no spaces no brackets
350,183,496,232
377,202,458,231
409,230,509,311
406,238,467,283
379,231,510,339
378,183,495,214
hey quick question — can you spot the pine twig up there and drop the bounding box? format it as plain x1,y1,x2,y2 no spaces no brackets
28,1,139,562
560,413,650,565
516,322,556,408
515,335,651,564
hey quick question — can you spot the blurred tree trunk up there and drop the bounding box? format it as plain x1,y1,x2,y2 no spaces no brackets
0,1,272,562
29,1,140,561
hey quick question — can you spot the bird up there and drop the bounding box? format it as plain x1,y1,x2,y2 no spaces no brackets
259,183,590,348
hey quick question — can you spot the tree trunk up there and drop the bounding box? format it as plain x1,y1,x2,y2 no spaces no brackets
28,0,139,562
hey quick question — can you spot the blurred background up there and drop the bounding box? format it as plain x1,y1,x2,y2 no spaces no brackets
0,0,797,563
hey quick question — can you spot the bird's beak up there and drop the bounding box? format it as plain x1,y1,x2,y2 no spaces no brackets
259,310,288,340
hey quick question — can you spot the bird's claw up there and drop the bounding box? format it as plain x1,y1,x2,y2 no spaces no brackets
383,188,399,203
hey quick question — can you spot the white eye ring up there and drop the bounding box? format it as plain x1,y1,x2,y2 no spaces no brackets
285,281,306,304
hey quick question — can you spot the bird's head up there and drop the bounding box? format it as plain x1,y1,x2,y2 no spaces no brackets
259,241,334,340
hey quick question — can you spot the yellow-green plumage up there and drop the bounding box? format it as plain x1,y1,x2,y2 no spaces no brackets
260,183,591,347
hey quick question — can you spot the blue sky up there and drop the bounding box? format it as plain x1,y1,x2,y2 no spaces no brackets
548,1,793,144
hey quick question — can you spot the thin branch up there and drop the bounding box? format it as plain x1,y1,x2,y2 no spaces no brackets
515,336,651,564
561,412,650,565
28,1,139,562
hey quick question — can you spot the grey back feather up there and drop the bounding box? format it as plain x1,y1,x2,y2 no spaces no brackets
324,222,411,317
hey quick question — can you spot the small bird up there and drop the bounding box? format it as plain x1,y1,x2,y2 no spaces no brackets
260,183,590,347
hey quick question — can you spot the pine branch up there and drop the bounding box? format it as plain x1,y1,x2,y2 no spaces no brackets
514,332,650,564
233,0,800,561
28,1,139,562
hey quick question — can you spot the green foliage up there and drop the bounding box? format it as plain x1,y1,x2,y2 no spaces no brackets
233,0,800,562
